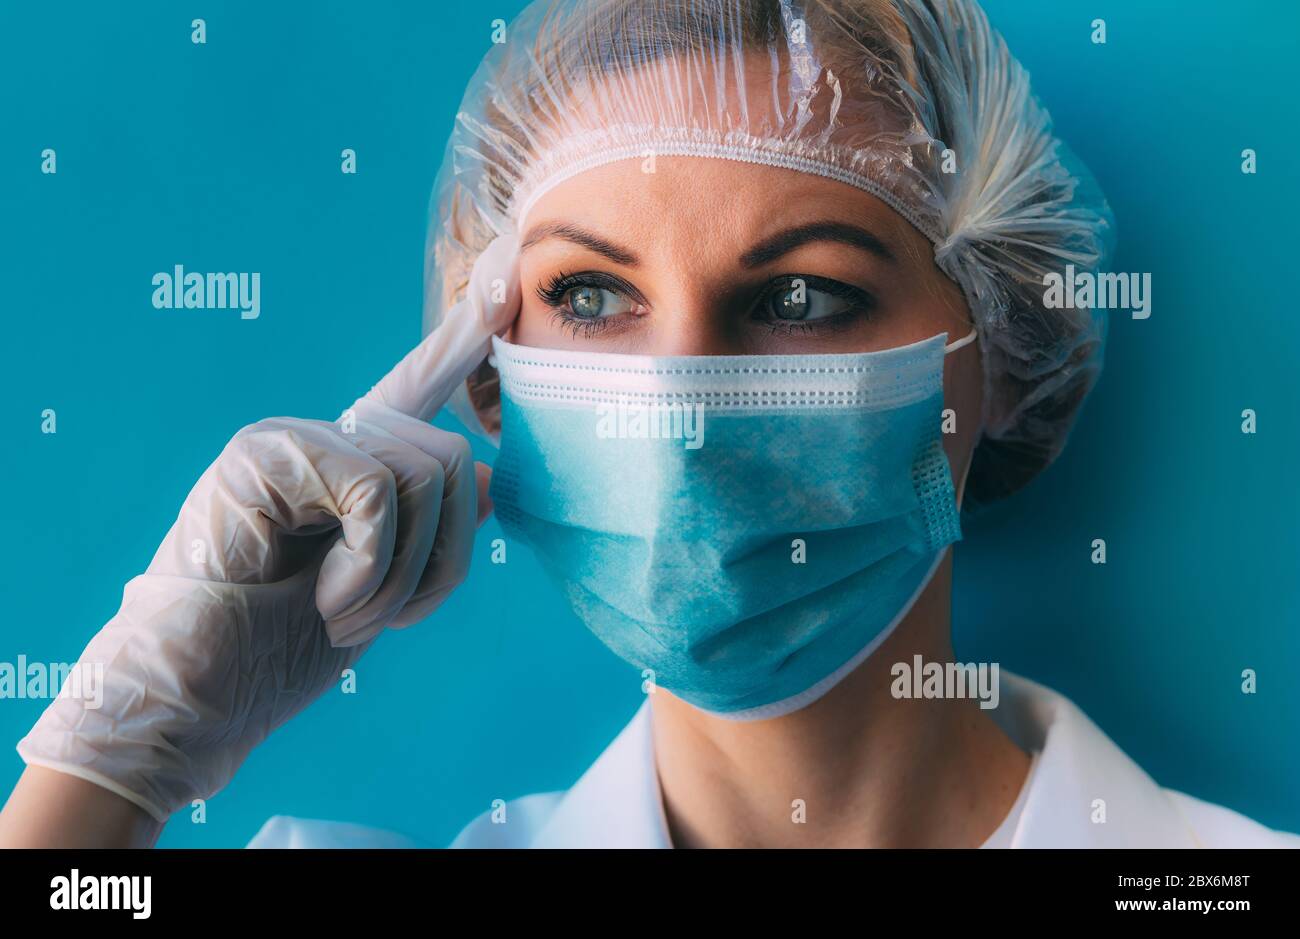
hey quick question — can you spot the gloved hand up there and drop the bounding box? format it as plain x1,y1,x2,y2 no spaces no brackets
16,233,521,823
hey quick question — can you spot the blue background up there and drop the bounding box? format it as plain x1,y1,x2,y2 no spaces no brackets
0,1,1295,846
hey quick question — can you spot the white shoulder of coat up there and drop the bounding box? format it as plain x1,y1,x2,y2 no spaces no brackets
246,815,423,849
1163,791,1300,849
448,792,566,848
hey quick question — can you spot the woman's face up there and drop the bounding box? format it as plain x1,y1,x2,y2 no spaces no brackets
511,157,986,494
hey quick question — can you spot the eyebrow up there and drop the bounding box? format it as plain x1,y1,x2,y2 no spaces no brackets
519,218,896,270
739,221,896,268
520,222,640,265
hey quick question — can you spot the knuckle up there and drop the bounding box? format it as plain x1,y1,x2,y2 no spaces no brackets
447,555,471,589
447,433,473,464
356,463,399,506
226,417,310,456
442,528,475,589
431,430,474,474
424,455,448,490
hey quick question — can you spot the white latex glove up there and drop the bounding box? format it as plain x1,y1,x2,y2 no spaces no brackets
17,233,521,823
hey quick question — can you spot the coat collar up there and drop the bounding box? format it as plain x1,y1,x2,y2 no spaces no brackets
530,699,671,848
991,673,1199,848
530,672,1199,848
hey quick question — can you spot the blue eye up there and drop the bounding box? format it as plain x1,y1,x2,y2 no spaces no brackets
764,277,864,322
536,272,642,331
565,285,634,319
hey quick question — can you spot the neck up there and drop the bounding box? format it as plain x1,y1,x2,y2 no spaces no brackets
649,553,1031,848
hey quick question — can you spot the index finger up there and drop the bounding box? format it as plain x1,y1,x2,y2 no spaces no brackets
359,232,521,422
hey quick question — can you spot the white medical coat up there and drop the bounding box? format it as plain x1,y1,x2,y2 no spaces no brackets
247,672,1299,849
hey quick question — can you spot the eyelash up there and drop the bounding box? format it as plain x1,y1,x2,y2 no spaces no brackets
761,274,876,336
536,270,643,338
536,271,876,336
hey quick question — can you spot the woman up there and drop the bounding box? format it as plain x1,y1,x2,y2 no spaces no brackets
1,0,1294,849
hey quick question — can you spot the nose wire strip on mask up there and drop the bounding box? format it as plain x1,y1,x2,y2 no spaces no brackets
490,333,962,415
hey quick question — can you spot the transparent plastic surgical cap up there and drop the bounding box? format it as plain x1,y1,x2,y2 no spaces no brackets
423,0,1115,507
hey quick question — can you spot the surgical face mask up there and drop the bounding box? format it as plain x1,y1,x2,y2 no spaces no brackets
489,329,976,720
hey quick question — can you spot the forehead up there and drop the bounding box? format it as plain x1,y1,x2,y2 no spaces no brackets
522,156,927,259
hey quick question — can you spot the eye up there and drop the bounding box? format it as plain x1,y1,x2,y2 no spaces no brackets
563,284,635,319
758,276,872,323
536,271,643,329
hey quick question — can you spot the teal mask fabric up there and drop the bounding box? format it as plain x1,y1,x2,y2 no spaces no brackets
488,332,965,719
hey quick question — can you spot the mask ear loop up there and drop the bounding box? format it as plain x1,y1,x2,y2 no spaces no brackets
943,326,978,354
940,324,979,507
